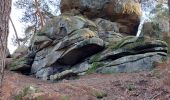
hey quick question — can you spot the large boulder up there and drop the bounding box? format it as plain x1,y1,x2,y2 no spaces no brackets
60,0,142,35
60,0,141,20
30,15,104,79
96,53,165,73
36,16,97,40
89,36,168,73
30,15,97,52
95,18,133,34
7,45,34,75
8,56,32,74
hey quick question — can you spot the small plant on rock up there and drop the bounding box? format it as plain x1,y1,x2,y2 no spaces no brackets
87,62,104,74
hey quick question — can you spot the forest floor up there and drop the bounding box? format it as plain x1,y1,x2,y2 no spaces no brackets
0,61,170,100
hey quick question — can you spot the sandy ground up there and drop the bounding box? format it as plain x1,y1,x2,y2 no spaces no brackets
0,61,170,100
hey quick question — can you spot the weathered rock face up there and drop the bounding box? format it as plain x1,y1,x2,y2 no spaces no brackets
12,45,28,59
60,0,141,19
60,0,142,35
8,46,33,75
8,0,168,80
29,16,104,79
142,21,170,38
90,37,168,74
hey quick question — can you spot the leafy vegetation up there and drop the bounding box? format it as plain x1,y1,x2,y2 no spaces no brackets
150,1,169,21
87,62,104,74
13,0,60,46
146,0,169,38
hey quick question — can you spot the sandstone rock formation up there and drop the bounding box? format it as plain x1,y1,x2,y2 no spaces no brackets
61,0,142,35
142,21,170,38
9,0,168,80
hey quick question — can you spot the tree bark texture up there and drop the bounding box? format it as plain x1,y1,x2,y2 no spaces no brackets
168,0,170,32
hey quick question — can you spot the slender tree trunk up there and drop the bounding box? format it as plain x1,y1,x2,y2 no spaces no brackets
168,0,170,32
10,17,21,46
0,0,12,87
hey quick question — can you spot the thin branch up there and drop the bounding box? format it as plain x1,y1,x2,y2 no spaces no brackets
9,16,21,46
35,0,45,28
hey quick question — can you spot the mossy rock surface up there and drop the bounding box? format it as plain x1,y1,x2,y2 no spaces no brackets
9,57,31,74
36,15,97,39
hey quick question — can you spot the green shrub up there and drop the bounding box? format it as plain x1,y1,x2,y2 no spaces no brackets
87,62,104,74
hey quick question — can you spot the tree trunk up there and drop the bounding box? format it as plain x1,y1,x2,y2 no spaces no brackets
35,0,45,28
168,0,170,32
0,0,12,87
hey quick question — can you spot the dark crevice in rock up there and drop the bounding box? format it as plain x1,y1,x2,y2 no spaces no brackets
101,48,167,62
132,44,167,51
103,52,134,61
132,22,140,35
12,66,31,75
57,44,104,65
136,49,167,54
52,73,78,82
50,65,71,75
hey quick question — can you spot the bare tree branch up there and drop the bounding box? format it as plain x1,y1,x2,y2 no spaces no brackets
10,16,21,46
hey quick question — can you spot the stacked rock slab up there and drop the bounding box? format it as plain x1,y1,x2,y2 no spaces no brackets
31,16,105,80
9,0,168,80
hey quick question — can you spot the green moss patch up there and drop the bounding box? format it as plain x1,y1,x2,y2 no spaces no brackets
87,62,104,74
